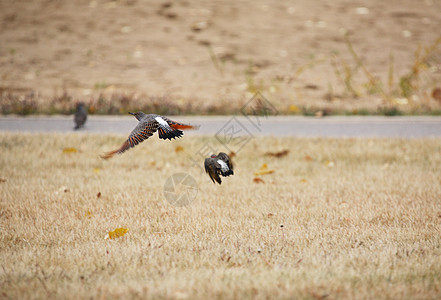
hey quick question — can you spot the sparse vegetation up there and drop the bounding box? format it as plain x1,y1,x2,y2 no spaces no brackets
3,35,440,116
0,91,235,116
1,133,441,299
1,0,441,116
327,35,441,115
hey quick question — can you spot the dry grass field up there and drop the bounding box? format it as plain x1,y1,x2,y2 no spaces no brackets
1,133,441,299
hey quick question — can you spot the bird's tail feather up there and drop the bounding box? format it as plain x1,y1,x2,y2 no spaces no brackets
169,123,199,130
101,140,127,159
100,149,119,159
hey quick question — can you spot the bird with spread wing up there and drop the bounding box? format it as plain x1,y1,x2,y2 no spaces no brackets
204,152,234,184
101,112,199,159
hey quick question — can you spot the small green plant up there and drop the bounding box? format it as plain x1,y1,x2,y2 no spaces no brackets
331,34,441,109
331,55,360,98
398,36,441,98
93,81,109,90
345,34,385,97
244,60,264,93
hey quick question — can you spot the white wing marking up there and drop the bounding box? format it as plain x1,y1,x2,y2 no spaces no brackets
217,159,229,172
155,116,170,128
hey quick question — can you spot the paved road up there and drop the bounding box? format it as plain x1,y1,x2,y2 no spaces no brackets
0,115,440,138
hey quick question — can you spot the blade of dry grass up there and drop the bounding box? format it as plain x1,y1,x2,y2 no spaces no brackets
0,133,440,299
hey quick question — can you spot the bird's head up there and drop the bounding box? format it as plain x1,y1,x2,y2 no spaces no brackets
129,111,146,121
210,154,217,158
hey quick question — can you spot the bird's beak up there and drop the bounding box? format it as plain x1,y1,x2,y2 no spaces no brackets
128,112,135,116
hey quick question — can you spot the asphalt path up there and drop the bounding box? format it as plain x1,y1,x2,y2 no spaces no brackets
0,115,440,138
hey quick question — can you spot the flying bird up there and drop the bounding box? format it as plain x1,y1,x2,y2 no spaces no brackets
101,112,199,159
74,102,87,130
204,152,234,184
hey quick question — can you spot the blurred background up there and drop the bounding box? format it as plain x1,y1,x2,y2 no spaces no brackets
1,0,440,115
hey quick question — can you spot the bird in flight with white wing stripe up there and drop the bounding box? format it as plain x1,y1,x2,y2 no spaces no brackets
101,112,199,159
204,152,234,184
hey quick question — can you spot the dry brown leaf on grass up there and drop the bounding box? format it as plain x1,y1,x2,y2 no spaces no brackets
175,146,184,153
96,192,101,198
62,147,78,153
431,87,441,103
0,178,6,183
304,155,314,161
288,104,300,113
310,291,330,300
105,228,129,240
254,163,274,176
264,149,289,158
253,177,265,184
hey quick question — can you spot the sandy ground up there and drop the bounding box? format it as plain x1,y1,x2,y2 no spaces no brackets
1,0,441,113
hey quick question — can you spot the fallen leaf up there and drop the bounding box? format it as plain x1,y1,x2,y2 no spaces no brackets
228,151,236,158
85,210,92,218
432,87,441,103
300,178,308,183
88,105,96,114
63,147,78,153
93,168,100,174
175,146,184,153
254,163,275,176
265,149,289,158
253,177,265,183
288,104,300,113
267,213,274,217
0,178,6,183
105,228,129,240
310,291,329,300
97,192,101,198
304,155,313,161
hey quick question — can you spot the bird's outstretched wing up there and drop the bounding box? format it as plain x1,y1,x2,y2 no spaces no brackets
101,120,159,159
204,158,222,184
217,152,233,171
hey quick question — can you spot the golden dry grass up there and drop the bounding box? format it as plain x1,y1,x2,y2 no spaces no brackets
1,133,441,299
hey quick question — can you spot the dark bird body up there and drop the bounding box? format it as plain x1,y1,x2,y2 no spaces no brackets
204,152,234,184
74,102,87,130
101,112,198,159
